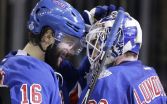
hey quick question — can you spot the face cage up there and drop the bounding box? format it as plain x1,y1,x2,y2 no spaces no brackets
86,27,108,65
86,26,124,66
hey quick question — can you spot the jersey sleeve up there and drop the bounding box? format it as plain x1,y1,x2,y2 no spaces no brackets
77,56,90,89
59,60,80,91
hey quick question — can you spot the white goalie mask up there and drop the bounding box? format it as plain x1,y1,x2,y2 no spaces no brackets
86,12,115,65
86,11,142,66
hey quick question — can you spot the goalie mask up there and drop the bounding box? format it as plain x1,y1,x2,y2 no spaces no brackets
86,11,142,66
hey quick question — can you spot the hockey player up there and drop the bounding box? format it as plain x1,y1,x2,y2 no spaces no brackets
45,47,90,104
0,0,85,103
44,5,118,104
79,10,167,104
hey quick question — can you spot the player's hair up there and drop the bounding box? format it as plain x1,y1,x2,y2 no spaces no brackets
28,26,52,45
124,51,138,58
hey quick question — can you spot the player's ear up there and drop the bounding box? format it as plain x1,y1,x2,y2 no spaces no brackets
39,28,55,51
41,29,55,45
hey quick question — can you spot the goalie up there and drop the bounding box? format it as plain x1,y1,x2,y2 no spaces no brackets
79,10,167,104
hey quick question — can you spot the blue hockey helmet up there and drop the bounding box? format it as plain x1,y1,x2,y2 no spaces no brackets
27,0,85,39
86,11,142,64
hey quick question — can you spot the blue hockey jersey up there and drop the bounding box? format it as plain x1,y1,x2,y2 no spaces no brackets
79,61,167,104
0,50,61,104
58,56,90,104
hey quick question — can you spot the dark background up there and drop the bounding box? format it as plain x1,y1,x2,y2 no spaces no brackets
0,0,167,92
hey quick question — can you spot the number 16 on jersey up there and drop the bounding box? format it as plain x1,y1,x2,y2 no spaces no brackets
20,84,42,104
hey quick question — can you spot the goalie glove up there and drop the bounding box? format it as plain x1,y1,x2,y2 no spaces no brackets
82,4,116,25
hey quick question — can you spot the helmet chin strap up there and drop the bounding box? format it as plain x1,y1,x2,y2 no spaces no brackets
37,39,59,53
38,42,46,52
44,41,62,69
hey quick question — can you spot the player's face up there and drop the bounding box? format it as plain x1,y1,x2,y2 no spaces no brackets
57,35,83,57
45,32,83,68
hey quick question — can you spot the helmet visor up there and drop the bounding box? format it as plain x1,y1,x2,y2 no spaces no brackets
55,31,83,55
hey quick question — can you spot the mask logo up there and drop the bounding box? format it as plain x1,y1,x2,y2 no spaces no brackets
111,28,124,57
52,0,68,9
28,21,34,31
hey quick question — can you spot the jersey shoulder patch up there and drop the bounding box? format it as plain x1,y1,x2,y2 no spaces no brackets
98,70,112,79
143,66,154,71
